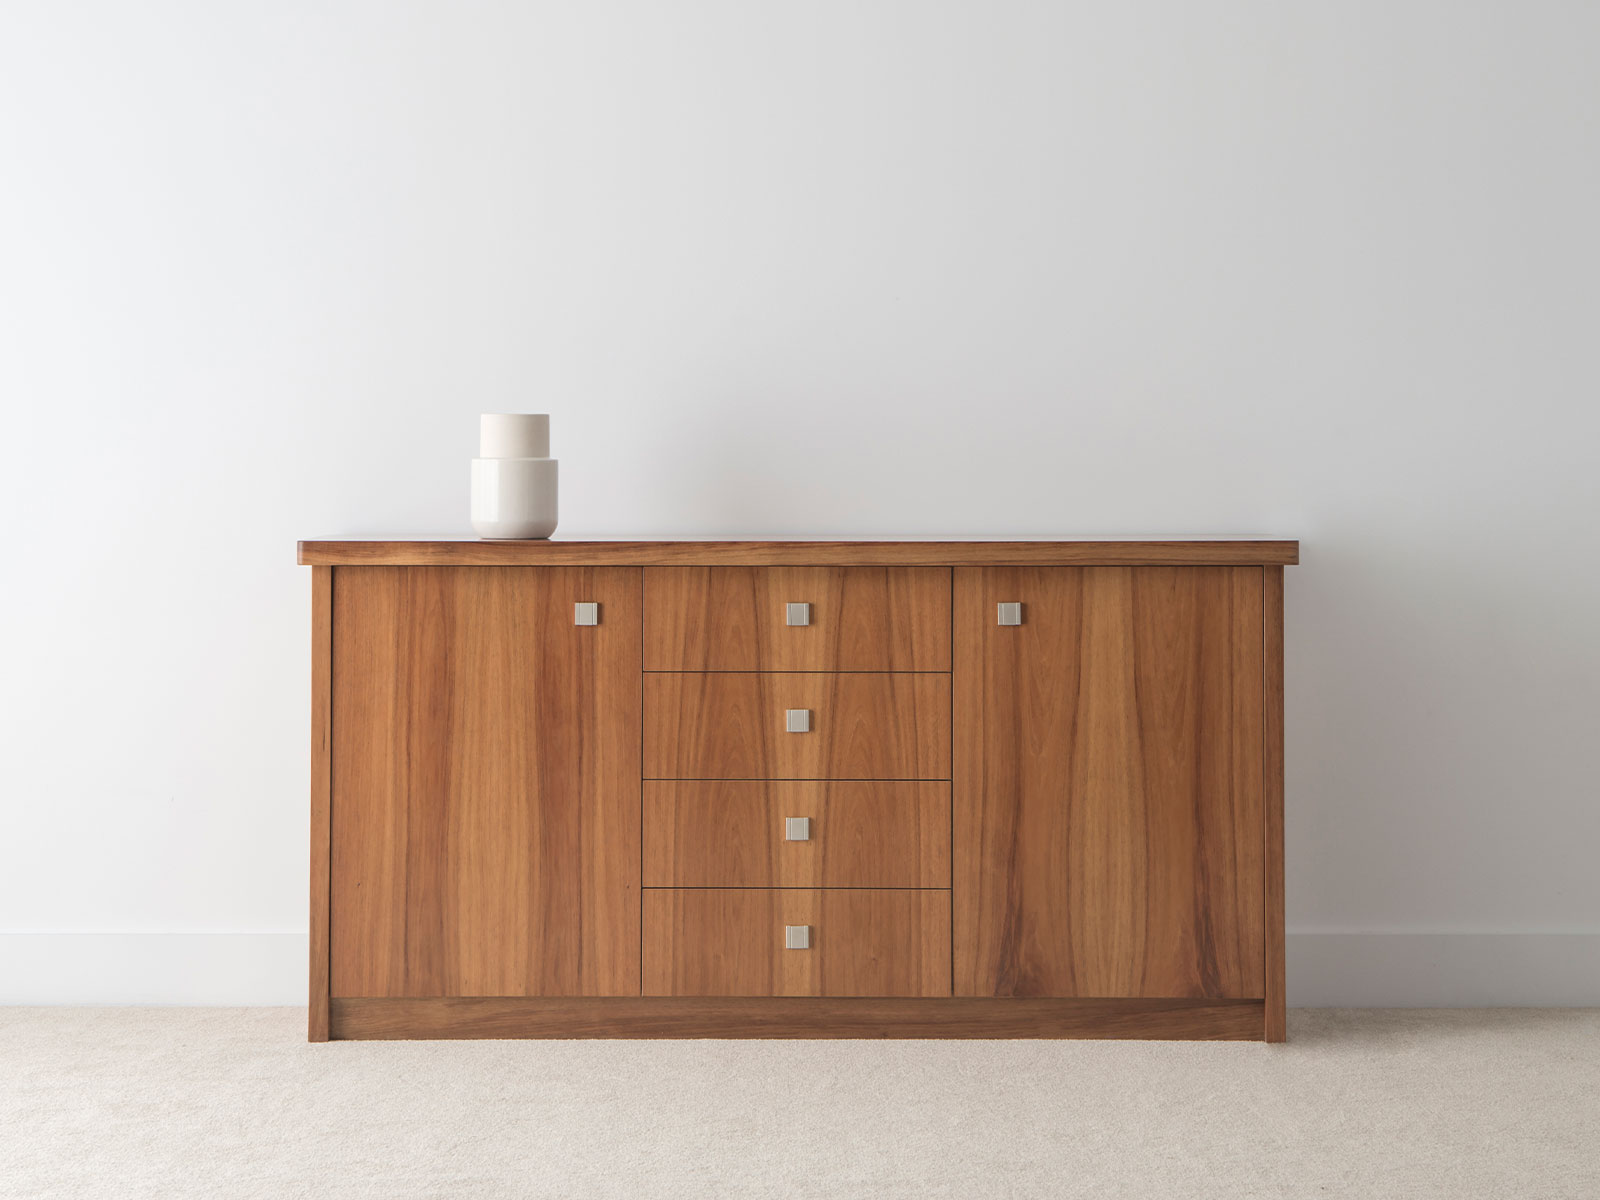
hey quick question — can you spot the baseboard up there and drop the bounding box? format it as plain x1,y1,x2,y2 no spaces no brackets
1288,933,1600,1006
3,930,1596,1006
0,930,306,1005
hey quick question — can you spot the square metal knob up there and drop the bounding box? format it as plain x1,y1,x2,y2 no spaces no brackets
785,708,811,733
997,602,1022,626
785,602,811,627
784,925,811,950
574,602,599,626
784,817,811,841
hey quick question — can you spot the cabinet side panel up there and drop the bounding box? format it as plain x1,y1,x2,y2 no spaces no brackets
309,566,332,1041
1264,566,1286,1041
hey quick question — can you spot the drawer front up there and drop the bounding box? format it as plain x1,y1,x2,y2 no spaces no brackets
643,889,952,996
644,567,951,671
644,781,951,888
644,673,950,780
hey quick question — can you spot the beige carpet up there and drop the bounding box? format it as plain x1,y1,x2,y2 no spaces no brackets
1,1008,1596,1199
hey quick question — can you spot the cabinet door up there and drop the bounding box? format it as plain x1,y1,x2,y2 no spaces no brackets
953,567,1265,999
330,566,641,997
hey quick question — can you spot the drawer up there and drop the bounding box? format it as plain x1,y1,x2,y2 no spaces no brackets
643,673,950,780
644,567,950,671
643,782,951,888
642,888,952,996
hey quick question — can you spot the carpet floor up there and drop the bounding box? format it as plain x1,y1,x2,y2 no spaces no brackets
1,1008,1596,1198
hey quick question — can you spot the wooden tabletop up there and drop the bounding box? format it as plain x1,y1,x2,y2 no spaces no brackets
298,538,1299,567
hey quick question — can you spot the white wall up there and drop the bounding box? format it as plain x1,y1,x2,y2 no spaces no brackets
2,1,1596,1006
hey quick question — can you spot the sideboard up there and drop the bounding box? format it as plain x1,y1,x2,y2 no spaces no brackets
298,539,1295,1041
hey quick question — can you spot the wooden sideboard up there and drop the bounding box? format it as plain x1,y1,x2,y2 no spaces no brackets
299,539,1295,1041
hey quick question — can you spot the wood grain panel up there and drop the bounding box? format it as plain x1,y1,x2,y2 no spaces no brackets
643,889,951,997
308,566,332,1042
300,539,1300,568
330,566,641,998
643,567,950,670
1230,570,1266,998
1264,566,1287,1042
331,996,1265,1040
643,782,950,888
953,566,1266,999
644,673,949,779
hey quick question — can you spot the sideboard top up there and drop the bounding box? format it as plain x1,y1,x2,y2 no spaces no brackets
297,538,1299,567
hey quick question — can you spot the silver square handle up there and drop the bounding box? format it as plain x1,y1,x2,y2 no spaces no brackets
997,602,1022,626
785,708,811,733
784,925,811,950
786,602,811,627
784,817,811,841
574,602,599,626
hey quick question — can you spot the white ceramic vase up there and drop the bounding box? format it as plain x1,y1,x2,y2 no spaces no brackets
471,413,558,539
